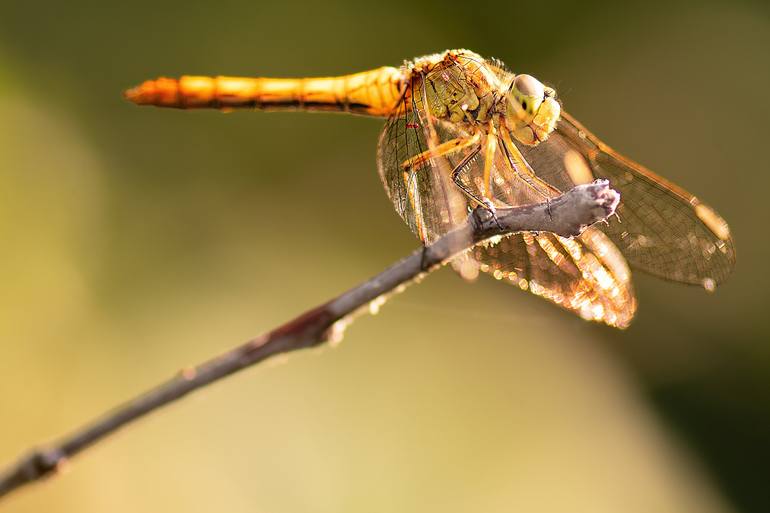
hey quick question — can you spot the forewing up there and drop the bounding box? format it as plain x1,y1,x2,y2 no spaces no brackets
376,74,477,244
517,111,735,285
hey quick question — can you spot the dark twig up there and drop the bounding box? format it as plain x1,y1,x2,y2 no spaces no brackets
0,180,619,500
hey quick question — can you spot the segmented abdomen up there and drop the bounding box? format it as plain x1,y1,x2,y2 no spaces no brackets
125,67,405,117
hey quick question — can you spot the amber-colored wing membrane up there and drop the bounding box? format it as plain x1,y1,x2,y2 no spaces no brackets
470,228,636,328
518,112,736,286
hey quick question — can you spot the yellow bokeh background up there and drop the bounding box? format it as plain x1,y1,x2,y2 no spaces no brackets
1,1,768,512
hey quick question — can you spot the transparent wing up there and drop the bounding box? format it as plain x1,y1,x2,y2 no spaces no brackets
515,111,735,286
376,70,478,244
470,228,636,328
469,130,637,328
376,91,556,242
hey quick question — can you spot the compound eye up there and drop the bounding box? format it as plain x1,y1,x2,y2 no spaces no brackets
513,74,545,100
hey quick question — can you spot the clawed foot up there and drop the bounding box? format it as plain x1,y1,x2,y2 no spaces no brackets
420,245,430,271
479,199,504,232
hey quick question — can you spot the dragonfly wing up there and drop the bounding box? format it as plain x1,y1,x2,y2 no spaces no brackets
376,75,478,244
470,228,636,328
469,130,637,328
517,111,735,286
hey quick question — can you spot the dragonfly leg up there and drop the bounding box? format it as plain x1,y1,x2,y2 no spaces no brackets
498,128,560,202
448,144,506,232
420,245,431,271
401,133,480,171
482,122,497,200
446,148,499,232
449,145,486,207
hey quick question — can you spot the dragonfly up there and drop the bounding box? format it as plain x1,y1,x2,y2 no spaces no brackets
125,49,735,328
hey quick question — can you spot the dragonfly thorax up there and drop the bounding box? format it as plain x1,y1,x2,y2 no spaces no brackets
503,74,561,146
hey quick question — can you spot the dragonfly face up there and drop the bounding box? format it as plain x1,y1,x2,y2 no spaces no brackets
504,74,561,146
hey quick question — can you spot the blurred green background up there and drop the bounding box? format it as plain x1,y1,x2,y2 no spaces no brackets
1,0,768,511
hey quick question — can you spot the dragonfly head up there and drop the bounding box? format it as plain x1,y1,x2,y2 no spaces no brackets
505,74,561,146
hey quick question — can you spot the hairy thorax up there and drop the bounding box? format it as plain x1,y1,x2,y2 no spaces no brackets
405,49,506,127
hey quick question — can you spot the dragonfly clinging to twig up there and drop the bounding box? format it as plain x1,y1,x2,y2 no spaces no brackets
126,49,735,328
